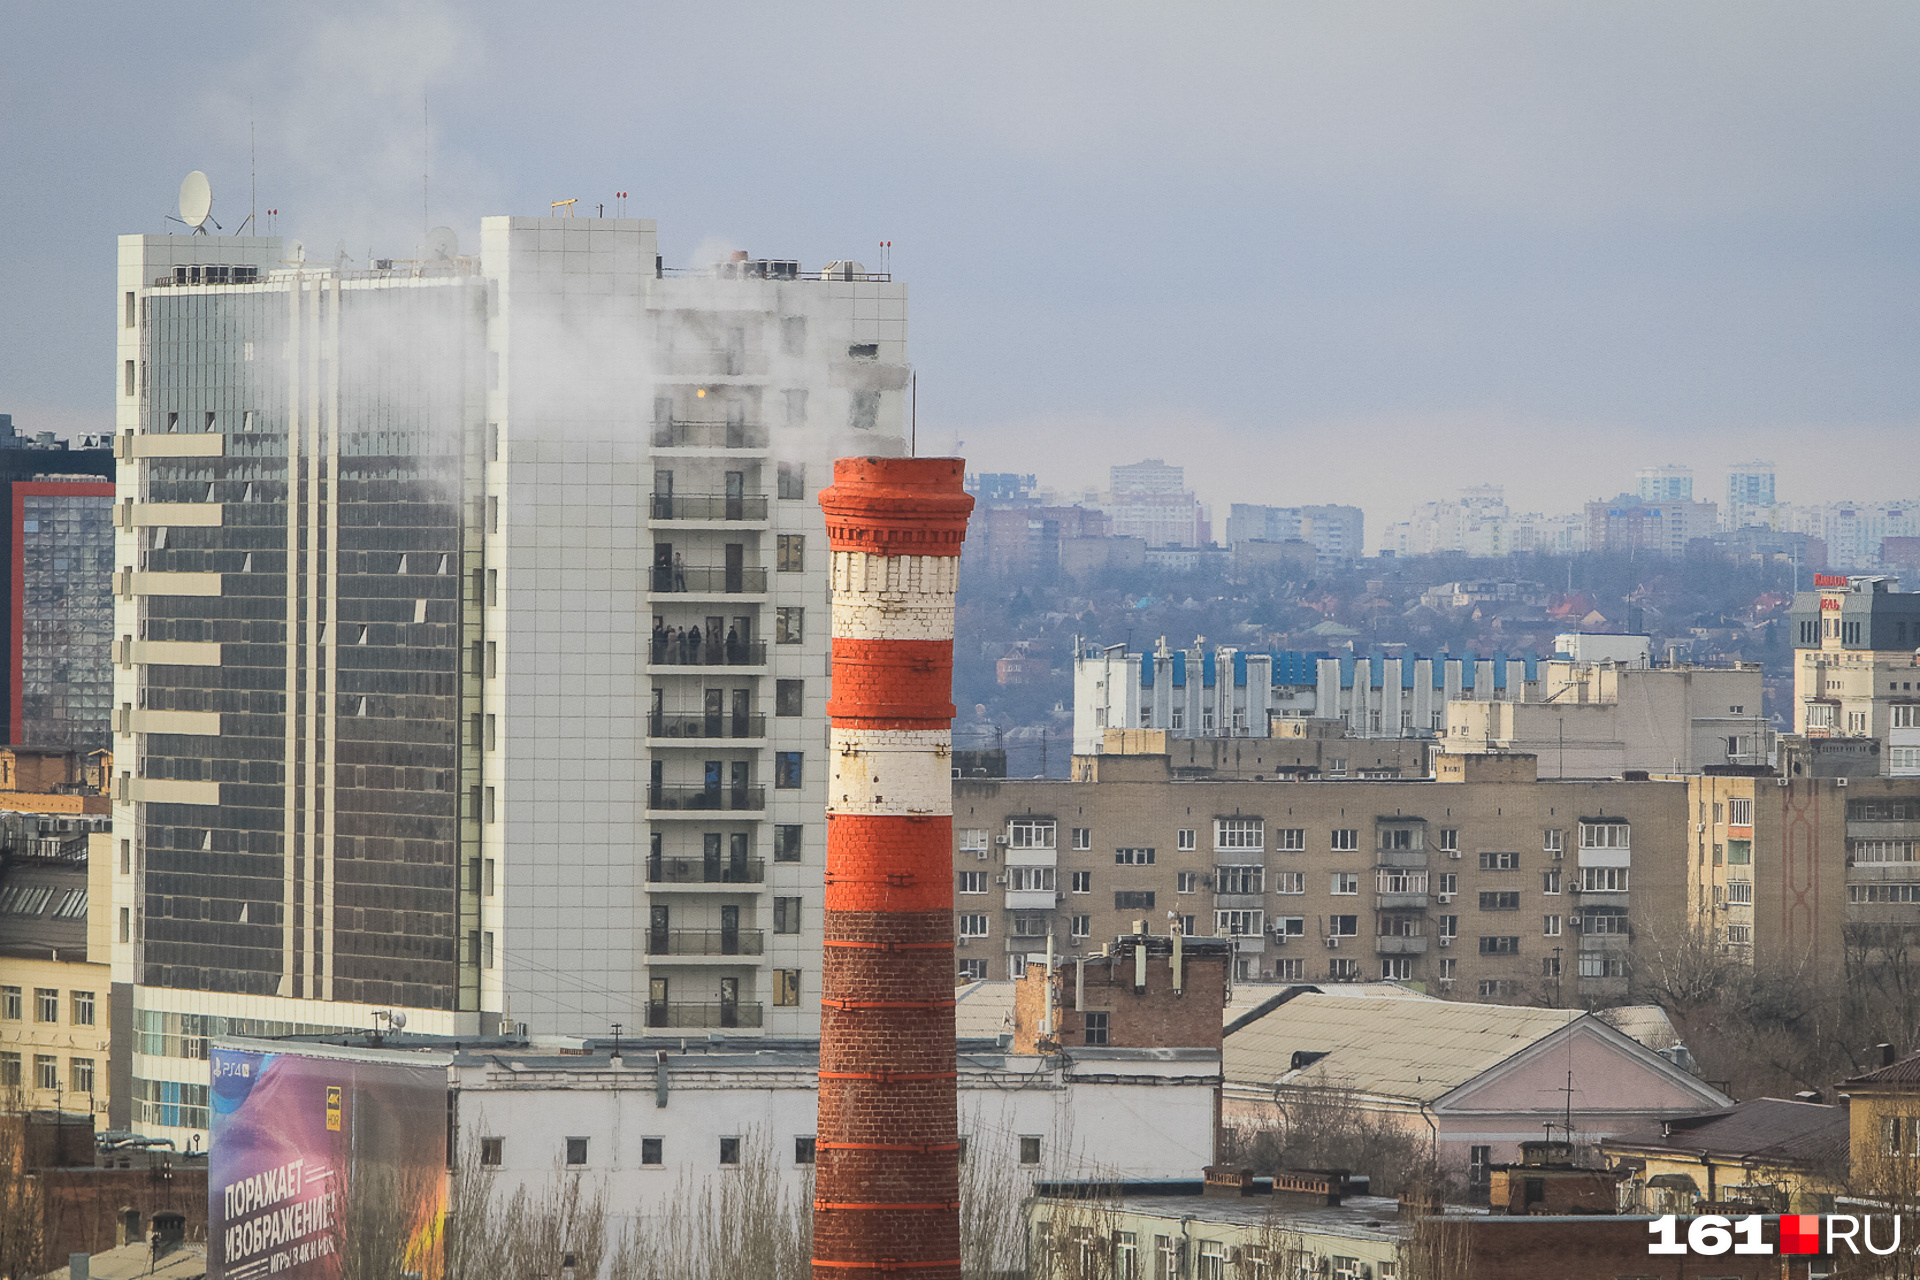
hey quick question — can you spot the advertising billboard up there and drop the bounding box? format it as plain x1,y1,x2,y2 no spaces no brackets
209,1042,448,1280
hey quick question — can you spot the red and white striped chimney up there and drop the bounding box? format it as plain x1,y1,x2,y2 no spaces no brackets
813,457,973,1280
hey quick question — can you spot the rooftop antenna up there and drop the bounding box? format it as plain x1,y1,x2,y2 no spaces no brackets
173,171,217,234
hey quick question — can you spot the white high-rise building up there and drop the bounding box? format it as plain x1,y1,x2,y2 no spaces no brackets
1636,464,1694,503
110,217,906,1141
1724,461,1777,531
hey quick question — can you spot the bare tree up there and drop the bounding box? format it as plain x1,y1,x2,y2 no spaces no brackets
0,1098,44,1280
444,1128,507,1280
500,1166,610,1280
608,1128,810,1280
1222,1073,1453,1199
333,1148,445,1280
960,1123,1032,1280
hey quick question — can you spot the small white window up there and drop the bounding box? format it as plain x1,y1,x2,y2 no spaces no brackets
1176,828,1196,852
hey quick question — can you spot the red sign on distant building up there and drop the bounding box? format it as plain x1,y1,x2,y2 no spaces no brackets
1815,574,1850,587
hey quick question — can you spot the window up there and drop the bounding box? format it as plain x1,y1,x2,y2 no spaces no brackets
774,825,803,862
1009,819,1057,850
1438,915,1458,939
0,1054,16,1088
71,1058,94,1095
1275,916,1305,937
1216,910,1263,936
850,390,881,431
775,970,801,1006
959,828,989,853
1543,828,1564,857
1377,869,1426,894
566,1137,589,1165
1726,839,1751,865
35,989,57,1023
1071,871,1092,894
1273,872,1305,895
1479,936,1520,955
1071,827,1091,850
1330,828,1359,851
1175,870,1198,893
774,897,803,933
1274,828,1305,852
1578,954,1628,979
1581,911,1629,935
1379,827,1421,851
1542,869,1562,895
1215,818,1264,851
1579,821,1630,849
1328,958,1360,980
1382,958,1412,980
775,607,804,643
1727,880,1753,905
777,460,806,499
35,1056,57,1091
1330,873,1359,895
957,959,988,981
1894,747,1920,772
1196,1241,1226,1280
720,1137,741,1166
1438,828,1459,852
2,986,19,1020
1217,866,1263,894
775,752,802,788
1541,955,1562,978
795,1136,816,1165
958,915,989,938
124,359,135,396
125,291,136,327
1479,851,1519,871
481,1137,504,1166
958,871,987,894
1725,924,1752,945
1327,915,1359,937
1083,1011,1110,1046
120,907,131,942
1010,866,1055,892
776,534,805,572
1114,847,1155,865
1437,872,1457,895
1544,915,1562,936
1470,1146,1491,1187
1478,891,1520,911
1729,797,1753,826
1019,1135,1042,1165
1177,828,1196,852
1579,866,1630,892
775,679,804,716
1275,958,1305,980
1114,891,1156,910
1070,914,1090,938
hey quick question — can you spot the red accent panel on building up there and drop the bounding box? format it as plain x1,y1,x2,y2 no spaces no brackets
814,458,971,1280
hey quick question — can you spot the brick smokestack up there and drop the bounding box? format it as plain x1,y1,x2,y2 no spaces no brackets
813,457,973,1280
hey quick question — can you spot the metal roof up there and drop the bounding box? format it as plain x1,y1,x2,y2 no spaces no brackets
1225,991,1584,1104
1602,1097,1847,1169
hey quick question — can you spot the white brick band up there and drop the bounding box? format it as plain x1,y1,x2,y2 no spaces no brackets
829,551,957,641
827,726,954,817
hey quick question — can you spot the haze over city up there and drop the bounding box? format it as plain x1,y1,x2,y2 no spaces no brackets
6,2,1920,528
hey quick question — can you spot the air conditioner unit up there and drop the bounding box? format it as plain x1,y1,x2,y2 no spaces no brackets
975,849,989,860
1438,936,1452,948
1324,936,1340,949
1448,849,1462,859
996,836,1009,846
1838,777,1850,787
1696,823,1706,833
1777,777,1791,787
993,874,1008,887
1436,892,1454,904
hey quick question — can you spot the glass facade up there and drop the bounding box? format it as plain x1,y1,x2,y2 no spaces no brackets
137,276,484,1009
18,489,113,749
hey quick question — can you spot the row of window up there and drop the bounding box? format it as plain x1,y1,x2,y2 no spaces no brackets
485,1131,1049,1170
960,909,1626,941
984,820,1617,855
1033,1225,1394,1280
1,1052,96,1095
0,987,95,1025
974,867,1629,904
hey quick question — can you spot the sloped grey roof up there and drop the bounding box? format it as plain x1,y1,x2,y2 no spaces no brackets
1603,1097,1847,1169
953,979,1016,1040
1597,1004,1685,1053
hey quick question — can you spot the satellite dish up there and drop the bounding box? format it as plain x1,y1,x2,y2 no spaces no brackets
390,1011,408,1030
426,226,459,261
179,171,213,232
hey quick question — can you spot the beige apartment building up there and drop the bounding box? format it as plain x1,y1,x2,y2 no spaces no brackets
952,746,1688,1008
1790,574,1920,775
0,831,113,1115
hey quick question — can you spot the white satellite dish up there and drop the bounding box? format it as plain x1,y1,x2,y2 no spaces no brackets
178,171,213,232
425,226,459,261
390,1011,408,1030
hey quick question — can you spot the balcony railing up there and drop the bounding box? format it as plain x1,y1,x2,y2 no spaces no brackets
1375,936,1429,955
650,493,770,521
645,1001,764,1029
647,784,766,812
649,639,767,667
649,566,768,594
647,855,766,885
648,713,767,741
651,421,770,450
646,929,766,957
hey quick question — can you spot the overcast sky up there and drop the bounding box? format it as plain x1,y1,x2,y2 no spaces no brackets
4,2,1917,535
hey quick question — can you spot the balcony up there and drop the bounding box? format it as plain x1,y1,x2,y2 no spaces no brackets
647,784,766,813
644,1001,764,1029
647,855,765,886
1375,936,1429,955
647,713,767,742
648,565,768,595
1571,888,1629,911
1377,849,1430,869
648,639,767,669
1377,892,1430,911
651,420,770,450
646,928,765,957
649,492,770,522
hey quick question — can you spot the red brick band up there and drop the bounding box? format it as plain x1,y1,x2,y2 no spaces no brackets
811,1260,964,1272
817,457,973,558
821,998,956,1011
825,639,956,725
822,939,952,952
815,1202,961,1213
818,1070,959,1083
818,1141,962,1154
822,815,953,913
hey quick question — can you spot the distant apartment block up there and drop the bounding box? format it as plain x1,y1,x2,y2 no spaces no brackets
1102,459,1208,548
1790,574,1920,774
1636,464,1694,503
1224,502,1363,566
1585,493,1718,557
0,417,114,752
1382,487,1583,558
1781,500,1920,571
1724,460,1776,532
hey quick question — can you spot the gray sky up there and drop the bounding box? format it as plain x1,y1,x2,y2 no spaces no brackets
4,2,1918,533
